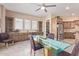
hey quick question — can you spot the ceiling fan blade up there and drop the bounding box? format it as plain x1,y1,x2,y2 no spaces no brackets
45,5,56,7
35,8,41,11
36,4,41,6
42,3,45,6
44,8,47,12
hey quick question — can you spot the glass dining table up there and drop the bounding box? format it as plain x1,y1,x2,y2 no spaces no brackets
32,35,71,56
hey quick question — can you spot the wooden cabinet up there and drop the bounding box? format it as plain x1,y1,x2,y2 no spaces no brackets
75,20,79,25
9,32,28,42
63,22,70,29
63,21,75,39
5,17,14,32
64,32,75,39
63,21,75,29
9,32,43,42
38,21,42,32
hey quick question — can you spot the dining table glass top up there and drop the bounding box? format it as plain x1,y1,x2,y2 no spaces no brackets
32,35,71,55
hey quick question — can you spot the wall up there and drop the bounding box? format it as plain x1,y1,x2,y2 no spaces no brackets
63,16,79,21
6,10,44,21
51,17,57,38
0,5,5,33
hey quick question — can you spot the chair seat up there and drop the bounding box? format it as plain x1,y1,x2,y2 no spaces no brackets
32,43,44,51
47,33,54,39
58,51,71,56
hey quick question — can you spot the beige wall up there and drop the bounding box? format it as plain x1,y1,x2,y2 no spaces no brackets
42,18,46,37
6,10,44,21
0,5,5,33
63,16,79,21
51,17,57,38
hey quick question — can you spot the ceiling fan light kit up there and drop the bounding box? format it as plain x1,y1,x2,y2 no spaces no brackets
35,3,56,12
41,6,46,10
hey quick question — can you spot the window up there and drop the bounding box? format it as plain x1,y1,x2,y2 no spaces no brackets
32,21,38,31
24,20,31,30
14,18,39,32
14,18,23,30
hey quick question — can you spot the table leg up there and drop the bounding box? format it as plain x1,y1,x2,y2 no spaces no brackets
44,48,53,56
12,40,15,45
5,42,8,47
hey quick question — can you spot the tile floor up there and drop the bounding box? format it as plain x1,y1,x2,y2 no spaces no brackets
0,39,76,56
0,40,44,56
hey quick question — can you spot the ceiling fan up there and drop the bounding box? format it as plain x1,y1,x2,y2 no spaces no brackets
35,3,56,12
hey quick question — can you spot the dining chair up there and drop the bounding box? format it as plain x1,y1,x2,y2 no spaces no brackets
47,33,54,39
30,35,44,56
58,41,79,56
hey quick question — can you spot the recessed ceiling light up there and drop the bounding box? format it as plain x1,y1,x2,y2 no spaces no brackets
41,6,45,10
72,13,75,16
65,6,70,10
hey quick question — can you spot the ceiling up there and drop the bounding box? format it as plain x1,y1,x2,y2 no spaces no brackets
2,3,79,17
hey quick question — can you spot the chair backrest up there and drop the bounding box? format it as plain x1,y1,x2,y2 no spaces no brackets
47,33,54,39
30,35,36,49
71,41,79,56
0,33,9,41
